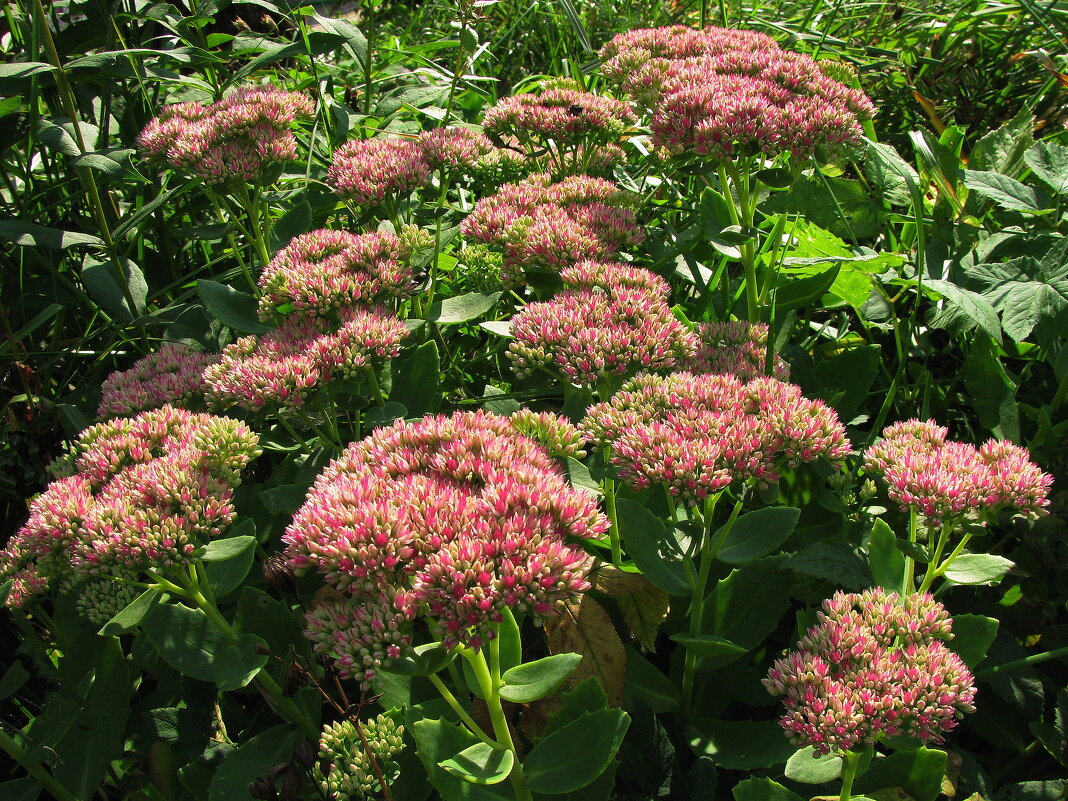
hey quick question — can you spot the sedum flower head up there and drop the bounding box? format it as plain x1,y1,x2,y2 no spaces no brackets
582,372,850,504
560,259,670,299
328,136,432,206
686,320,790,381
598,25,874,161
483,86,636,147
418,126,496,173
0,407,260,605
315,714,405,801
509,409,588,460
764,589,976,754
461,173,643,286
98,344,218,418
138,86,313,183
507,282,699,388
284,412,607,665
258,228,418,322
863,419,1053,525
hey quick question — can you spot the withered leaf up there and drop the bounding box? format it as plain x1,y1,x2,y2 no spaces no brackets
545,596,626,707
617,585,669,652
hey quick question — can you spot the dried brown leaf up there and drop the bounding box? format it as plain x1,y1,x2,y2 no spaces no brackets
617,584,669,652
545,595,627,707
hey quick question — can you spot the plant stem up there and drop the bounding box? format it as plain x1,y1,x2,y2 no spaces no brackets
839,749,863,801
427,673,499,747
464,645,533,801
977,644,1068,678
0,729,81,801
171,567,318,738
235,182,272,271
681,494,743,715
902,509,918,593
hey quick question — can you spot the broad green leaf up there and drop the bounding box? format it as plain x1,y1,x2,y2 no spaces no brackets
716,507,800,564
51,639,134,799
260,484,308,516
670,634,747,659
733,777,806,801
0,61,55,80
388,642,456,676
968,255,1068,342
853,747,947,801
82,257,148,321
864,139,921,207
524,709,630,794
214,633,268,690
479,320,513,337
204,534,257,596
970,108,1033,175
0,580,10,606
925,279,1002,341
615,500,690,596
438,743,514,785
994,780,1068,801
390,340,440,417
426,292,502,324
962,333,1019,441
308,12,368,63
774,266,841,312
208,725,301,801
617,582,669,652
1025,141,1068,195
787,543,872,591
942,553,1014,585
141,603,227,681
566,457,602,497
234,30,347,77
410,717,514,801
948,614,999,668
98,588,163,636
868,519,906,591
269,196,312,251
688,719,796,769
963,170,1047,213
623,646,680,713
701,557,792,668
784,746,843,783
499,653,581,703
197,279,271,333
201,535,256,562
763,176,884,240
0,661,30,701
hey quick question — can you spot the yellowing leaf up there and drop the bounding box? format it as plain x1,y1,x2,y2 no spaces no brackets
617,585,669,652
545,596,626,707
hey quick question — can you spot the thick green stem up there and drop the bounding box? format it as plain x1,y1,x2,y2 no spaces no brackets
839,749,863,801
172,568,318,738
601,445,621,564
978,644,1068,677
0,729,81,801
235,182,272,271
464,646,533,801
917,531,973,594
681,494,743,715
427,673,498,747
902,509,918,593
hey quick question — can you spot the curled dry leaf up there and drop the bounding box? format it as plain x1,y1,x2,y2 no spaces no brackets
545,595,627,707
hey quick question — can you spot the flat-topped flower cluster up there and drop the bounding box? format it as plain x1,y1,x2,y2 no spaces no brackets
765,589,977,754
461,173,643,286
283,411,608,687
0,406,260,608
863,419,1052,525
582,371,850,503
599,25,875,161
508,260,698,388
138,86,314,183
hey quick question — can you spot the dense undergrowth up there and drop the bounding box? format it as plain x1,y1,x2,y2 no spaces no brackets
0,1,1066,800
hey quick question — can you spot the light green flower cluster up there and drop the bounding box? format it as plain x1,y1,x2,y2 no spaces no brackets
315,714,405,801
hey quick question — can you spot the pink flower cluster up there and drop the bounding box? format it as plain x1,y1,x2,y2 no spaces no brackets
686,320,790,382
461,174,644,285
258,228,424,322
483,85,635,147
138,86,314,183
508,264,698,388
598,26,875,161
283,411,607,684
203,309,409,411
863,419,1053,525
0,406,260,607
328,128,495,205
764,589,977,754
98,343,219,418
582,372,850,504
